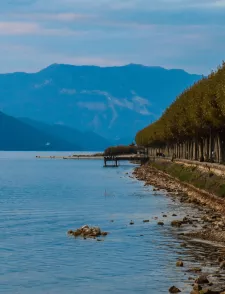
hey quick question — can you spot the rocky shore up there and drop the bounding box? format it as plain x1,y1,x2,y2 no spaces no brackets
133,163,225,293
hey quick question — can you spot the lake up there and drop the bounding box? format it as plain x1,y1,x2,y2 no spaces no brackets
0,152,192,293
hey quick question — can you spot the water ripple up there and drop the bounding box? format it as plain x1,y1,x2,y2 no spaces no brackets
0,152,193,294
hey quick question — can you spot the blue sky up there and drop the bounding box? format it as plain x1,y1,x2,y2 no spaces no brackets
1,0,225,74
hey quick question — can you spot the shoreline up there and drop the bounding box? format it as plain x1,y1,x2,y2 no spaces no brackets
35,155,104,160
133,163,225,293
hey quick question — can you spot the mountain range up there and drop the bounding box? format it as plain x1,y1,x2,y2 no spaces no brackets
0,113,111,151
0,64,202,150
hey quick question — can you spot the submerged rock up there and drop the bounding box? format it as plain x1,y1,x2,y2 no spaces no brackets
169,286,181,293
67,225,109,239
176,260,184,267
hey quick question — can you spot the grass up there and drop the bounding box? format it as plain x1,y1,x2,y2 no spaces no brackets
150,160,225,198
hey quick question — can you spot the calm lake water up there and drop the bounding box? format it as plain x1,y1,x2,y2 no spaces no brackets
0,152,193,293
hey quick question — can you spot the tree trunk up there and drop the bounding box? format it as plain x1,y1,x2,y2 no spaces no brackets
199,138,204,162
217,134,223,164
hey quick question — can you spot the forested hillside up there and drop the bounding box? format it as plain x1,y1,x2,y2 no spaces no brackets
136,62,225,163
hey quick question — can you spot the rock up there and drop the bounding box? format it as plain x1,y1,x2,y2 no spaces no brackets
169,286,181,293
67,225,108,240
180,243,187,247
172,214,177,216
81,225,89,230
92,227,101,236
187,267,202,273
171,220,183,227
193,284,202,291
199,289,218,294
163,215,167,217
195,275,209,284
220,261,225,269
158,221,164,226
176,260,184,267
83,228,91,236
74,229,82,236
101,232,108,236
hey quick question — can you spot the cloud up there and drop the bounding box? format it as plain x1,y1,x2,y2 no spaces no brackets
9,12,92,22
77,102,107,111
0,21,83,36
60,88,77,95
0,22,39,35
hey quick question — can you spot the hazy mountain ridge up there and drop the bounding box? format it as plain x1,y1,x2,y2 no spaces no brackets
0,112,81,151
0,64,202,143
19,118,111,151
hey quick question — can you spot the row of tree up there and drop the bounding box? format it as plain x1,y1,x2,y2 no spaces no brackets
104,145,139,156
135,62,225,163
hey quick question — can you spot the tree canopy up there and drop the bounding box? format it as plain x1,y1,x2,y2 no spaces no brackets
136,62,225,149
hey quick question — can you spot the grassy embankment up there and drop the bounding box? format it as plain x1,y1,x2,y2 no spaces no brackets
150,160,225,198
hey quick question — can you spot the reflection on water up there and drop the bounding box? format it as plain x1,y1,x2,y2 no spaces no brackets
0,152,195,294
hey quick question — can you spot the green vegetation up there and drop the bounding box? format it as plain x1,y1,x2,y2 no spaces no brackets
104,145,140,156
136,62,225,163
151,160,225,198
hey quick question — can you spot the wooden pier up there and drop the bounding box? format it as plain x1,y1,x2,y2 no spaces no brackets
103,155,148,167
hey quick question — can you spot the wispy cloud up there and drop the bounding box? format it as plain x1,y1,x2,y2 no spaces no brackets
8,12,93,22
0,22,39,35
0,21,84,36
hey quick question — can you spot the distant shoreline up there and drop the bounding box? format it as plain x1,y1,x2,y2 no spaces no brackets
36,154,104,160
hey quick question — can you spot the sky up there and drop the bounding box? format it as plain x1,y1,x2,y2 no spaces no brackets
1,0,225,74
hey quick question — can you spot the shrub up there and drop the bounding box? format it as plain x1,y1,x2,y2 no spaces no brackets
104,145,141,156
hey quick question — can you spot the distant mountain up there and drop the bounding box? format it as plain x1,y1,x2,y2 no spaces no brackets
19,118,111,151
0,64,202,143
0,112,81,151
